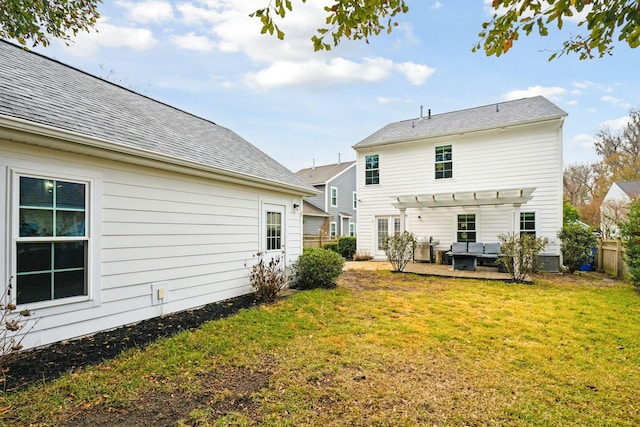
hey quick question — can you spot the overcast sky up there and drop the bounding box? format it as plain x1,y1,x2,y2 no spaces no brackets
31,0,639,173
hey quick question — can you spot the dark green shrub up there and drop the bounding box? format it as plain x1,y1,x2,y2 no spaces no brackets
497,233,547,283
558,224,598,273
337,236,357,260
323,242,339,253
246,252,290,302
383,231,416,272
619,199,640,287
293,247,344,289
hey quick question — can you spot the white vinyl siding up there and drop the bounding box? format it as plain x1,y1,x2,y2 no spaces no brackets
356,120,563,259
1,141,304,349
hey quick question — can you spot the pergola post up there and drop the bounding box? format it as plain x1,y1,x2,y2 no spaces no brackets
399,208,406,233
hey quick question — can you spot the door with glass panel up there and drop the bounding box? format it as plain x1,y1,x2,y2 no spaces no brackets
375,216,400,256
263,204,285,259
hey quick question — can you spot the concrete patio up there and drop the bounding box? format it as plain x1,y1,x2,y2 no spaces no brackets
344,260,516,281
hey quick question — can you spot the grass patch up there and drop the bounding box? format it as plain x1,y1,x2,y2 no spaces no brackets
2,270,640,426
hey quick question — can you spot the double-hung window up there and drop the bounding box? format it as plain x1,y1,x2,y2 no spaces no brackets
16,175,89,305
520,212,536,236
457,214,476,243
330,186,338,207
352,192,357,210
435,145,452,179
365,155,379,185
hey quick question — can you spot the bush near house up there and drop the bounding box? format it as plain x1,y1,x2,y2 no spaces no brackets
246,252,290,302
323,242,339,253
619,199,640,288
558,224,598,274
292,247,344,289
337,236,357,260
384,231,416,272
497,233,547,283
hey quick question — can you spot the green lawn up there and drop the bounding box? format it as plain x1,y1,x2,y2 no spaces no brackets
3,270,640,426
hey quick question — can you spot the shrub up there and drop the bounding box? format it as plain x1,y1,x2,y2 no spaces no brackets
558,224,598,274
1,278,37,370
337,236,357,260
246,252,290,302
293,247,344,289
497,233,548,283
619,199,640,287
383,231,416,272
323,242,339,253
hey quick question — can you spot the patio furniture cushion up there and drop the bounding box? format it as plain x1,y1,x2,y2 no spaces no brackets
484,243,500,255
451,242,467,253
468,242,484,255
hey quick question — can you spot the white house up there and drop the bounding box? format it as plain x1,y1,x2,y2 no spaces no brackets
294,161,357,238
600,180,640,238
353,96,566,270
0,41,314,349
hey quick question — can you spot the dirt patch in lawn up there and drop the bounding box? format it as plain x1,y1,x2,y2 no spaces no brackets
63,356,275,427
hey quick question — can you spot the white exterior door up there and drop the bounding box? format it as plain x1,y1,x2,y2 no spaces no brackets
263,203,285,258
375,215,400,256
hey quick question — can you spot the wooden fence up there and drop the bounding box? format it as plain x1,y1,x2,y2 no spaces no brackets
303,235,337,248
597,239,628,279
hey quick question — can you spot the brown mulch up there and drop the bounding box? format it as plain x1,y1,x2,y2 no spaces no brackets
1,294,258,392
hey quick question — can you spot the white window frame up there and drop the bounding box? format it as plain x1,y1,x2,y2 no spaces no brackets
520,211,537,236
365,154,380,185
435,145,453,180
456,213,476,243
349,222,355,237
330,186,338,208
330,221,337,239
375,216,400,253
263,203,285,254
9,166,100,310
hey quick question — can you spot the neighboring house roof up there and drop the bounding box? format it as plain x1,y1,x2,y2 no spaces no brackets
0,41,313,195
615,180,640,199
303,201,330,217
353,96,567,148
295,161,356,186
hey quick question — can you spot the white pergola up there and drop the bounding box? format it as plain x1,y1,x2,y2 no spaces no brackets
391,187,536,233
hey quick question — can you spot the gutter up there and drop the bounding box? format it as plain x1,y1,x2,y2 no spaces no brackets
0,115,317,197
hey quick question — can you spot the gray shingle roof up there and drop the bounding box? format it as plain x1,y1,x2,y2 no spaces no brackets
616,180,640,198
0,41,312,193
294,161,355,186
353,96,567,148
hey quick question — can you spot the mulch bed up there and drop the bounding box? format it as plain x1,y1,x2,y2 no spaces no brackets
1,294,258,392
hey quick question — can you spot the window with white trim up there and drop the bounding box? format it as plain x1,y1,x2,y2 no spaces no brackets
330,222,337,239
435,145,452,179
520,212,536,236
353,192,357,210
15,175,89,305
266,210,283,251
365,155,379,185
457,214,476,243
330,186,338,207
349,222,355,236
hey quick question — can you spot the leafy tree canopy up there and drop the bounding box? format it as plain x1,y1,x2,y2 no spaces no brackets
0,0,101,47
252,0,639,58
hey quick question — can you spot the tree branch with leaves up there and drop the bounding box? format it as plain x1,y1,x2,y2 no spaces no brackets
0,0,101,47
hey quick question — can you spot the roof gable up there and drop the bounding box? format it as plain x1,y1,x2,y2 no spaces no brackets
615,180,640,198
0,41,312,193
353,96,567,149
294,161,355,186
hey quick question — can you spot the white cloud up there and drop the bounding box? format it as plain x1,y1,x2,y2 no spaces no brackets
176,3,226,26
62,20,157,56
431,1,443,10
601,95,632,109
171,32,216,52
116,0,174,24
600,116,630,133
377,97,411,104
566,99,578,105
244,57,394,89
570,133,595,149
501,85,566,101
395,62,435,85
